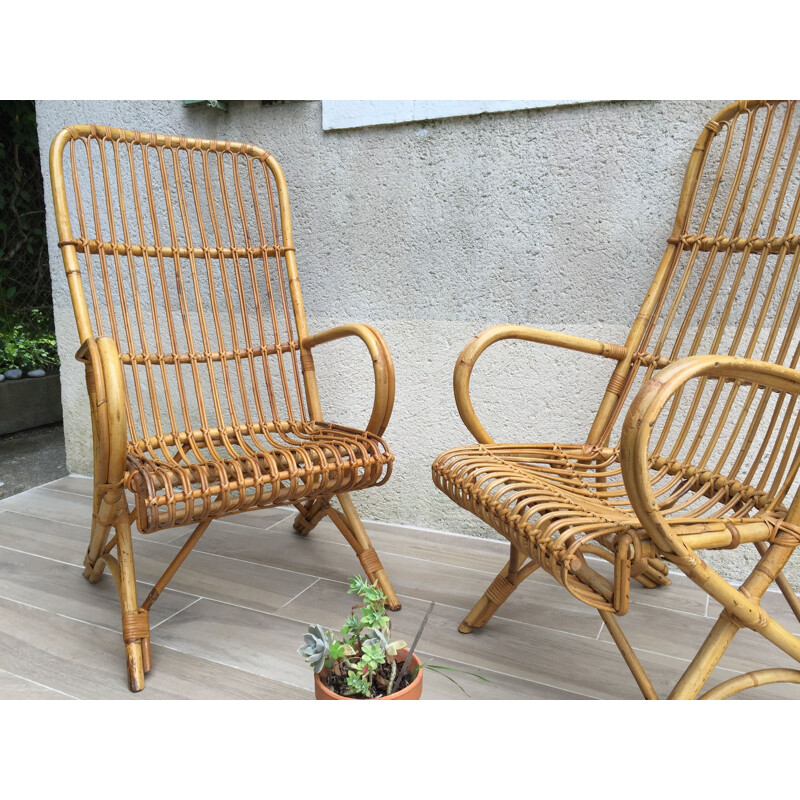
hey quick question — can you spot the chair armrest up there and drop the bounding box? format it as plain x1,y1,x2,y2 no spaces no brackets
75,336,128,489
454,324,628,443
302,324,395,437
620,354,800,556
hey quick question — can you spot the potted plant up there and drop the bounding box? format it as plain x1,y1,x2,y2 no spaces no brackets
299,575,488,700
298,575,422,700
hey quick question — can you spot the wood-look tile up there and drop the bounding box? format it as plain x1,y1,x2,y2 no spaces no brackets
412,651,591,700
0,546,197,631
0,486,180,543
0,669,72,700
41,474,95,497
0,510,89,566
149,597,313,688
0,510,316,616
0,597,311,699
0,483,292,544
187,520,604,638
309,515,511,572
134,542,318,616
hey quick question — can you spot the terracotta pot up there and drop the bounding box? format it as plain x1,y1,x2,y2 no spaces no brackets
313,649,423,700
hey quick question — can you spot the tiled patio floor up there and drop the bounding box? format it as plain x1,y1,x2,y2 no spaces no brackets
1,475,799,700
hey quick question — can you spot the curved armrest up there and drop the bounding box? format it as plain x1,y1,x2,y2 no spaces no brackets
454,324,628,443
75,335,128,489
620,354,800,556
302,324,395,437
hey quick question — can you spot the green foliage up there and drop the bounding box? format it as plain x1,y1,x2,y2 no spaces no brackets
299,575,493,698
0,307,59,372
298,575,407,698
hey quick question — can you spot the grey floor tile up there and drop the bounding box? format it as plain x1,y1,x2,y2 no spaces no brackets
149,597,313,689
0,545,197,631
0,669,73,700
189,519,605,638
0,597,310,699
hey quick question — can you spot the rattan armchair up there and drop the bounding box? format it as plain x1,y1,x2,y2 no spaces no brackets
49,125,399,692
433,100,800,699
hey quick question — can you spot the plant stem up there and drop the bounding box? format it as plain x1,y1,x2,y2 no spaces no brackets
386,658,398,695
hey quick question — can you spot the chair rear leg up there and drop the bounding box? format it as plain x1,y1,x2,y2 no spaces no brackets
83,482,115,583
460,545,540,633
331,492,401,610
293,496,331,536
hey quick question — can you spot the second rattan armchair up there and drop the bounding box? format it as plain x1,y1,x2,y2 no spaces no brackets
49,125,400,692
433,100,800,699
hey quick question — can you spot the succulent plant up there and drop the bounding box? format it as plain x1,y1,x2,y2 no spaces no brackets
361,626,407,657
297,624,333,673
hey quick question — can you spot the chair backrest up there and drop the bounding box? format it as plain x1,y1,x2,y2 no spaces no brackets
50,125,315,455
592,101,800,512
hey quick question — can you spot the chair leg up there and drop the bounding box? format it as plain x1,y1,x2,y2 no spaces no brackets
669,539,800,699
459,545,540,633
101,499,149,692
330,492,401,611
599,609,659,699
83,482,116,583
293,497,331,536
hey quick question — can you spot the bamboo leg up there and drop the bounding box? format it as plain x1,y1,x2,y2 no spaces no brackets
111,501,148,692
459,545,540,633
332,492,401,611
141,519,212,611
668,613,741,700
293,497,331,536
670,539,800,699
83,487,116,583
754,541,800,624
599,609,659,699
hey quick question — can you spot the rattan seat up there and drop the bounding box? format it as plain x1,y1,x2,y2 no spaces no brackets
129,422,393,533
49,125,402,691
433,101,800,699
434,442,784,607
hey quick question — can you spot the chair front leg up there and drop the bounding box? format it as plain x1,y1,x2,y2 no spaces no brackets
329,492,401,610
459,544,540,633
101,497,149,692
668,537,800,699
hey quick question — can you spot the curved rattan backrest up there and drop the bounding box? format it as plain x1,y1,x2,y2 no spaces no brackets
50,126,314,458
597,101,800,513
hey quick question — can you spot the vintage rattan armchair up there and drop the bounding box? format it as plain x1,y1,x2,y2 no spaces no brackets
433,100,800,699
49,125,399,692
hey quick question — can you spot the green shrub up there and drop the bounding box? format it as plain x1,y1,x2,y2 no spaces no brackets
0,308,59,372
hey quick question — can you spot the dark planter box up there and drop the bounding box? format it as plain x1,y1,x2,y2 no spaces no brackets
0,373,63,436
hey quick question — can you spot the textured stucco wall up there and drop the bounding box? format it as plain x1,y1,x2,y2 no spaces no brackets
37,98,780,586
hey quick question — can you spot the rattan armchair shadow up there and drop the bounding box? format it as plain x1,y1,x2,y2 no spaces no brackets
49,125,399,692
433,100,800,699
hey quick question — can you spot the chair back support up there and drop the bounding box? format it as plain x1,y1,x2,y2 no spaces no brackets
50,126,314,459
593,101,800,513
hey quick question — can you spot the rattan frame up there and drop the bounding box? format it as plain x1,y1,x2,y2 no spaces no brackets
49,125,399,692
433,100,800,699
